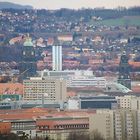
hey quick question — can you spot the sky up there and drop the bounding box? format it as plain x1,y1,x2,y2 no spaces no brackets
1,0,140,9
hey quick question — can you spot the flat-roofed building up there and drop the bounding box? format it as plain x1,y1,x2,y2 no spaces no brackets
40,70,107,88
23,77,66,101
68,96,118,110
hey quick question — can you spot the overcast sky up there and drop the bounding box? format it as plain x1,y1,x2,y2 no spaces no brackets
1,0,140,9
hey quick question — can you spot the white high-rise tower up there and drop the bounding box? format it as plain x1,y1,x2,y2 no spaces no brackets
52,45,62,71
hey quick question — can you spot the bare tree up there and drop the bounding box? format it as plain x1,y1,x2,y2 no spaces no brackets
67,131,90,140
90,130,106,140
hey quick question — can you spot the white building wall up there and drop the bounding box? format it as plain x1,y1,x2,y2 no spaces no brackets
12,130,36,139
52,45,62,71
67,77,106,88
67,99,79,110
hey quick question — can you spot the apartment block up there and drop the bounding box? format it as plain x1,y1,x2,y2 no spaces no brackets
137,110,140,140
114,110,137,140
116,95,140,110
89,110,114,140
89,109,140,140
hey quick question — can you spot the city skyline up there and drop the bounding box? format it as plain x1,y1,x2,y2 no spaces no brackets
0,0,140,9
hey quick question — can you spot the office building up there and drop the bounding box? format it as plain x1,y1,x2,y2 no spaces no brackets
23,77,66,101
40,70,106,88
52,45,62,71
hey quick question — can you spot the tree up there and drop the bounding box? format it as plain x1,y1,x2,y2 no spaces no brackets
31,135,52,140
91,130,105,140
0,133,19,140
19,132,29,140
67,132,90,140
67,130,106,140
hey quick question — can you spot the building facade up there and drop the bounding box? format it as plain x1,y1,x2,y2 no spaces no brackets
89,110,114,140
23,77,66,101
116,95,140,110
89,109,140,140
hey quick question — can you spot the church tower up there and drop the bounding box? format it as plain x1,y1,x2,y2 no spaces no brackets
118,52,131,89
19,34,36,79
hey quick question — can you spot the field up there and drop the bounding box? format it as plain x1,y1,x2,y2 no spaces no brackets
90,16,140,26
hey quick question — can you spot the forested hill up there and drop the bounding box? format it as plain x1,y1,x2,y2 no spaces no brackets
50,7,140,20
0,2,32,9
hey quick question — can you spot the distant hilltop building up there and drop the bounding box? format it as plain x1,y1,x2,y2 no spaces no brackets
57,34,73,42
118,52,131,89
19,34,36,79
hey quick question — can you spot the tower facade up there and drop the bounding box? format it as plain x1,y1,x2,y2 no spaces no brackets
19,35,36,79
118,52,131,89
52,45,62,71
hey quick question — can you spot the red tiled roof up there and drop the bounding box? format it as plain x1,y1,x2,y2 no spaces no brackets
0,108,95,121
132,85,140,93
0,83,23,95
0,122,11,134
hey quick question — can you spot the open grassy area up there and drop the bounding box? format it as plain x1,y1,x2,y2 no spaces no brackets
90,16,140,26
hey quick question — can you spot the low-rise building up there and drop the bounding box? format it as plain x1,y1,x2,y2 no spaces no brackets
67,96,118,110
0,107,95,140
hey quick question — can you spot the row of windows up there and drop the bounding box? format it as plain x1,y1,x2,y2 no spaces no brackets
54,124,89,129
37,124,89,130
24,81,56,85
